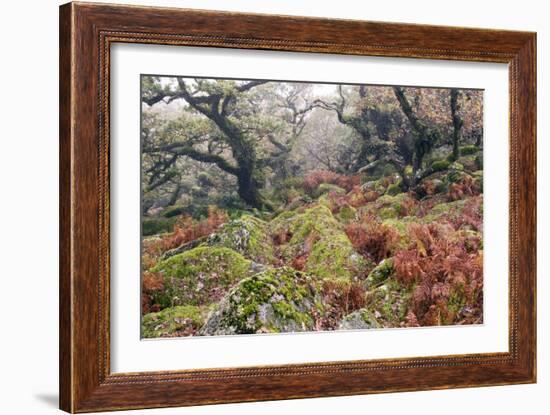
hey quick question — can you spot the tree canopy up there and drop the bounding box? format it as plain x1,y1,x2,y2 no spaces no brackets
141,76,483,214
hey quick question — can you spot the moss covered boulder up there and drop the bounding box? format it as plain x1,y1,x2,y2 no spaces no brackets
207,214,276,264
338,308,381,330
142,305,205,338
421,196,482,227
199,267,321,335
430,159,451,173
151,246,254,307
360,193,418,220
272,204,368,280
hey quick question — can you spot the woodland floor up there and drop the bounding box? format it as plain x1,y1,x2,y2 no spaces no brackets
141,152,484,338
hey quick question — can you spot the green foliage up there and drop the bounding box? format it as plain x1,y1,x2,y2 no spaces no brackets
338,204,357,223
142,217,176,236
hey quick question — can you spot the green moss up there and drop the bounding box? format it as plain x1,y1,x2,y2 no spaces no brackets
430,159,451,172
433,179,447,194
199,267,321,335
273,204,368,280
141,305,204,338
365,258,394,288
378,206,399,220
382,218,414,249
421,197,483,229
460,145,479,156
306,233,367,280
272,210,296,223
446,166,472,183
385,182,403,196
190,185,208,198
207,214,276,264
449,161,464,171
363,193,417,220
338,204,357,223
151,246,253,307
430,199,469,216
142,217,176,236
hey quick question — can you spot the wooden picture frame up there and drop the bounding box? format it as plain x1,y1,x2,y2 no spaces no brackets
59,2,536,412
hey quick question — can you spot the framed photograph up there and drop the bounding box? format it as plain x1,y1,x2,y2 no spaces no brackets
59,2,536,412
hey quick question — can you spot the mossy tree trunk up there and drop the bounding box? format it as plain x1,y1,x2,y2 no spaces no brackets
393,86,440,185
142,78,272,210
450,89,464,162
313,86,374,173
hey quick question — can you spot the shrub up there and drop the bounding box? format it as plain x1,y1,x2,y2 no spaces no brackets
272,228,292,246
327,185,380,214
447,196,483,231
364,190,381,203
163,206,228,251
447,174,480,202
393,223,483,326
141,206,229,270
319,279,367,329
345,219,399,263
141,271,164,314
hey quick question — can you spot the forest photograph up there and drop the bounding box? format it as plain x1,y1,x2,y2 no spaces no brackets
140,75,484,338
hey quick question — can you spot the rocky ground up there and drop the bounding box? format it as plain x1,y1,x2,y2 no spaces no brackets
141,149,484,338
